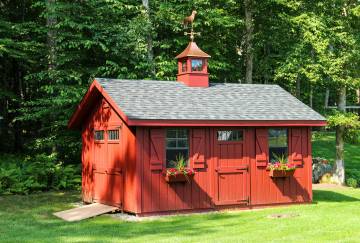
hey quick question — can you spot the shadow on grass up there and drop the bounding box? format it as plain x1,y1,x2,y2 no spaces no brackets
22,211,241,242
313,189,360,203
1,191,245,242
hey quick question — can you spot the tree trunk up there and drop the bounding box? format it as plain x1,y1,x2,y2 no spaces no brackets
333,87,346,185
47,0,57,154
309,85,313,108
324,88,330,108
142,0,155,78
46,0,56,71
244,0,253,84
296,77,301,98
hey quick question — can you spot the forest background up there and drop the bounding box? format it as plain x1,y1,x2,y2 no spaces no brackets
0,0,359,193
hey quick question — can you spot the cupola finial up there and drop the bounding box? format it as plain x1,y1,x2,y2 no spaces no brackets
176,10,210,87
184,27,200,42
183,10,200,41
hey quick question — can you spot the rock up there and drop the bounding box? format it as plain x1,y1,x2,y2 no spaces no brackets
312,157,332,183
319,173,332,184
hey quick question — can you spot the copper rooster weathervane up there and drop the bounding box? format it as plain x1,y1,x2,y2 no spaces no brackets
183,10,200,41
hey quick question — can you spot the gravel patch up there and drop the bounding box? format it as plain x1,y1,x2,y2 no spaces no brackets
313,183,348,189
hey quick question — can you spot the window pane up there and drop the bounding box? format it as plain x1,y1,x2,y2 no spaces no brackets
166,149,189,168
166,129,177,138
268,129,288,162
182,60,187,72
177,129,188,138
269,129,287,147
191,59,203,71
94,130,104,141
177,139,189,148
166,139,177,148
108,130,119,140
217,130,243,141
166,128,189,167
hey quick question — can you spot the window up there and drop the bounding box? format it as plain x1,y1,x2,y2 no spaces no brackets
94,130,104,141
217,130,243,141
166,129,189,168
191,59,203,71
268,129,288,162
108,130,119,140
181,60,187,72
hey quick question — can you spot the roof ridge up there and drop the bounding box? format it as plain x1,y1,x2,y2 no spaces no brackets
96,78,282,87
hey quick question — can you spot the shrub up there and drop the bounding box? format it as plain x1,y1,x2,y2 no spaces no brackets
0,153,80,195
346,178,358,188
346,170,360,187
344,128,360,145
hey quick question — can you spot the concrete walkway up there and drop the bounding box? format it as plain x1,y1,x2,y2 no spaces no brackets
54,203,118,222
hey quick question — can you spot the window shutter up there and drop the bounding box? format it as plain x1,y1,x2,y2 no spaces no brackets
255,128,268,166
290,128,303,166
191,129,206,169
150,129,165,171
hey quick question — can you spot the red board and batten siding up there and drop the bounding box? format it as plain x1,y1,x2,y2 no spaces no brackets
250,127,312,205
135,127,312,215
81,98,138,211
137,127,212,213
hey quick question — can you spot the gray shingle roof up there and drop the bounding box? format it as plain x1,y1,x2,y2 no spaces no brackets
96,78,325,121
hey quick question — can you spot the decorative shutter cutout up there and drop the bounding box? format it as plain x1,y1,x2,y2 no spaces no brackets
150,129,165,171
192,129,206,169
290,128,303,166
255,128,268,167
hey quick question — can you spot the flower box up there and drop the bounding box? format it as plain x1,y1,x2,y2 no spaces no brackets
164,173,195,183
163,168,195,183
269,169,295,178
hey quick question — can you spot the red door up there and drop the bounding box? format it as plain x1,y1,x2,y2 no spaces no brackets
214,129,250,205
93,127,122,207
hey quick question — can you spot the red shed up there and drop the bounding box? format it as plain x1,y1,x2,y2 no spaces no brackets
68,40,326,216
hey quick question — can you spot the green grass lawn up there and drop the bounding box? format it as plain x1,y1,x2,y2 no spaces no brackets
1,188,360,243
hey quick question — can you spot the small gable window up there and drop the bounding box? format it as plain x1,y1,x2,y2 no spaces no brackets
166,128,189,168
217,130,243,141
191,59,203,71
268,128,288,162
108,130,119,140
94,130,104,141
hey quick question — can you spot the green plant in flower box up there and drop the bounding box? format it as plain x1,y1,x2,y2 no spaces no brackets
164,154,194,176
267,153,296,171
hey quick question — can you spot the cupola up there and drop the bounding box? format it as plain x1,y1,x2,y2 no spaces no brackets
175,37,211,87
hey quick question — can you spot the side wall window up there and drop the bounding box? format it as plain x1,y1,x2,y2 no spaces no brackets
268,128,288,162
217,130,243,142
94,130,104,141
166,128,189,168
108,129,119,140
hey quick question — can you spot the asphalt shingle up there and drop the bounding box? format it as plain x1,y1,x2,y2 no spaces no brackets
96,78,325,121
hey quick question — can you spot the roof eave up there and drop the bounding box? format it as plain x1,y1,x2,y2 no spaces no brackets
68,79,130,130
127,119,327,127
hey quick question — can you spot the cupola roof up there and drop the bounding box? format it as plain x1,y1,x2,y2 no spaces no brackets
175,41,211,59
